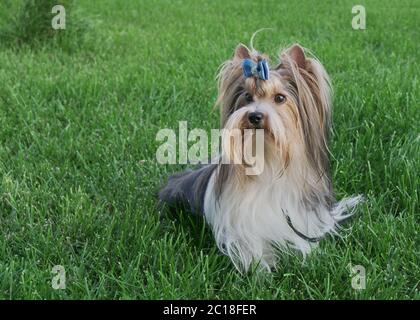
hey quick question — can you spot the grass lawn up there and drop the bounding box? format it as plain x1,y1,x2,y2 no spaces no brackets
0,0,418,299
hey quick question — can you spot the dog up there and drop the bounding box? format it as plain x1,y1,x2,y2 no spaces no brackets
159,43,362,272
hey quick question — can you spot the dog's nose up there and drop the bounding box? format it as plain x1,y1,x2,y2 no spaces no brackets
248,112,264,126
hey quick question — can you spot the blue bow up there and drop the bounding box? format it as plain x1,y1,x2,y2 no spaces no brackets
242,59,269,80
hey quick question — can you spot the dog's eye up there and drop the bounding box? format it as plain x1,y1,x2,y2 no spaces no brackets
274,94,286,104
244,93,253,103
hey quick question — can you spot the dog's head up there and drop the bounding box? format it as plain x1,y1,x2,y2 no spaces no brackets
216,43,332,180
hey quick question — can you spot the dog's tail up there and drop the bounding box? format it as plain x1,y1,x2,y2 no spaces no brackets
331,195,364,222
159,164,217,215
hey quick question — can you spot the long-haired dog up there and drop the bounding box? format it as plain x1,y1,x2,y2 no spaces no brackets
160,43,362,272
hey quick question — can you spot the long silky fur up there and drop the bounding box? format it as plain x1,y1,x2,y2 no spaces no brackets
203,43,362,272
159,43,362,273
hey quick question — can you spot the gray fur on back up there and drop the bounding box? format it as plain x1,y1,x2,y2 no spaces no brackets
159,164,217,215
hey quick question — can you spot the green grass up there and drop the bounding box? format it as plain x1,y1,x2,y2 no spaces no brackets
0,0,88,49
0,0,418,299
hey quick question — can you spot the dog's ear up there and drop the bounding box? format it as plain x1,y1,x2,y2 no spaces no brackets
216,44,250,127
234,44,251,60
287,44,306,69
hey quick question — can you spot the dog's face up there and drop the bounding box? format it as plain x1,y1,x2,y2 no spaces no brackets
225,64,302,157
217,43,333,185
